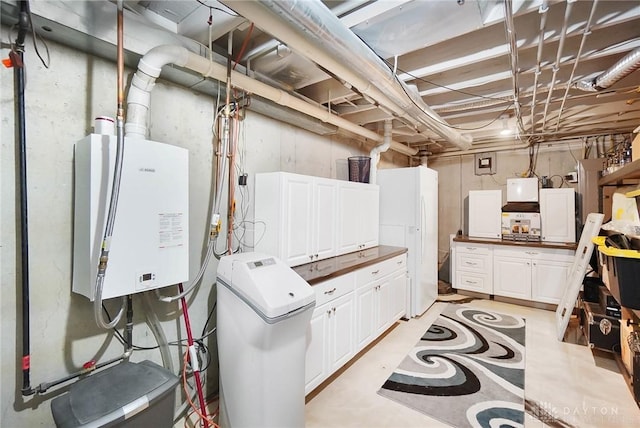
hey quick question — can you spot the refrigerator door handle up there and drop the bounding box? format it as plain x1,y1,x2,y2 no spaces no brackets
420,196,426,259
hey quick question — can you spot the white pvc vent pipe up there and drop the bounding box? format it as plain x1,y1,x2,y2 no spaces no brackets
125,45,418,156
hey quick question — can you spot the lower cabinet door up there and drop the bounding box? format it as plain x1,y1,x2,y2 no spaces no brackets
355,284,376,350
531,259,572,304
390,270,408,321
329,293,356,373
305,304,329,394
493,256,532,300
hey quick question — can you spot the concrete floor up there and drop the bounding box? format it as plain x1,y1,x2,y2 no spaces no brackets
304,297,640,427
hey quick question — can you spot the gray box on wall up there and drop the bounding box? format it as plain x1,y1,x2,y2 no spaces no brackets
474,152,497,175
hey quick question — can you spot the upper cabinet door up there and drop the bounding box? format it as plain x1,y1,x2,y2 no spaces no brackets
468,190,502,239
540,188,576,243
282,174,315,266
337,182,361,254
359,184,379,249
313,178,338,260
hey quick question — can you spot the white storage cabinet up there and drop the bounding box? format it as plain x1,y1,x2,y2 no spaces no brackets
452,242,493,294
493,246,575,303
255,172,337,266
336,181,379,254
354,254,407,350
540,188,576,243
468,190,502,239
304,273,356,394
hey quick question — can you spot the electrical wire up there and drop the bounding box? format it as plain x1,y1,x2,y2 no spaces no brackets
25,2,50,68
195,0,238,17
182,351,220,428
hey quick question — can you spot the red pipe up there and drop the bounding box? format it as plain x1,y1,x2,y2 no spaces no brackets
178,283,209,427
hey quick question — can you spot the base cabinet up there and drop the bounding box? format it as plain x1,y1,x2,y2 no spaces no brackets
493,247,574,303
305,278,355,394
305,253,407,395
452,239,575,305
452,242,493,294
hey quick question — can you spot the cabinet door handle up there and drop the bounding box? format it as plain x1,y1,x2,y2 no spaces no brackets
465,280,478,285
327,310,332,317
466,247,476,251
324,287,336,295
332,307,336,314
525,251,538,256
464,261,478,266
371,270,380,275
397,260,403,265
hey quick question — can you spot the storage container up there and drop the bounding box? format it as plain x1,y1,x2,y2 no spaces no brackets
579,298,620,353
595,241,640,310
51,360,178,428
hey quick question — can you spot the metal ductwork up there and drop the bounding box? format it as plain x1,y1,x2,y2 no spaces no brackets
221,0,472,151
576,47,640,91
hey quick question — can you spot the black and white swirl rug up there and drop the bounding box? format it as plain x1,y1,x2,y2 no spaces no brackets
378,304,525,428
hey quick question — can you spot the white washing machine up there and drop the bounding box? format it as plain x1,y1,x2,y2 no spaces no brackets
216,252,315,428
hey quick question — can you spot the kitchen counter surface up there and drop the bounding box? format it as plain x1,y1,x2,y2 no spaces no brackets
453,235,578,251
293,245,408,285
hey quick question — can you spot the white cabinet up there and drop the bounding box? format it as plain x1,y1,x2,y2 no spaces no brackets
305,253,407,395
355,254,407,350
337,181,379,254
493,247,574,303
468,190,502,239
540,188,576,243
451,242,493,294
493,253,531,300
255,172,337,266
304,274,355,394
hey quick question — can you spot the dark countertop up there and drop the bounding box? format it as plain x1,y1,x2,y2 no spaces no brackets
293,245,408,285
453,235,578,251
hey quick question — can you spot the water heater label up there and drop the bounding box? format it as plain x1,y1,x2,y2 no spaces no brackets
159,213,185,248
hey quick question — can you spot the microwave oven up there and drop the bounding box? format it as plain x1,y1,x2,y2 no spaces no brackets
507,178,539,202
501,212,541,241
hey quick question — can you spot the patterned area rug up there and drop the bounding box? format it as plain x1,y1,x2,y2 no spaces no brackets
378,304,526,428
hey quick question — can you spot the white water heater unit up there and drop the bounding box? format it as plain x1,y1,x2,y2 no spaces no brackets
72,134,189,300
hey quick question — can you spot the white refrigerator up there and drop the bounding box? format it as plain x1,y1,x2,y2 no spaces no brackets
377,166,438,317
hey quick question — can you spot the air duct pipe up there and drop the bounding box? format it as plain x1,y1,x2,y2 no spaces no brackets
575,47,640,92
124,45,418,156
220,0,472,150
369,119,392,185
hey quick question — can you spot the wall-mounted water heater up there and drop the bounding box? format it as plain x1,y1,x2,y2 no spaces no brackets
72,134,189,300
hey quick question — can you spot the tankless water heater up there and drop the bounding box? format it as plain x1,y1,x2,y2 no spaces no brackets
72,134,189,300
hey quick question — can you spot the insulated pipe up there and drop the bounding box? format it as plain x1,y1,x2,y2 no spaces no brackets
575,47,640,92
220,0,472,150
368,119,392,185
124,45,418,156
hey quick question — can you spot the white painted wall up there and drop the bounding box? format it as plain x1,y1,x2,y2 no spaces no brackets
0,34,405,426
